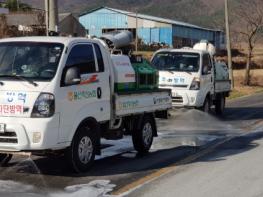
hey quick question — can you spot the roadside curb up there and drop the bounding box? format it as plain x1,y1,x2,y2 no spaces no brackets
227,91,263,103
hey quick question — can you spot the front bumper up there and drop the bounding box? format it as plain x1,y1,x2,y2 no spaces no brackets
0,114,60,151
171,90,203,107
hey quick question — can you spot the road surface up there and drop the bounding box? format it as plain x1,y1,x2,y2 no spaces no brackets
128,130,263,197
0,92,262,197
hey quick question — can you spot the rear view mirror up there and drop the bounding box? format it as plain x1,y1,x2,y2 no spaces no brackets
64,67,81,86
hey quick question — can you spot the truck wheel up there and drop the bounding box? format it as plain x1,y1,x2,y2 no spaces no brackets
0,154,12,167
132,116,155,154
66,124,96,173
202,97,211,113
215,95,225,115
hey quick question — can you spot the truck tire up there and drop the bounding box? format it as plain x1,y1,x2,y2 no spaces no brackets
202,97,211,113
66,124,96,173
132,116,155,154
0,154,12,167
215,95,225,115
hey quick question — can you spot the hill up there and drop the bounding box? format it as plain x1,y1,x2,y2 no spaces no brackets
19,0,235,28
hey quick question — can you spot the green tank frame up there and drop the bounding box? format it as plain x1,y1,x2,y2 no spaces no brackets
114,55,159,93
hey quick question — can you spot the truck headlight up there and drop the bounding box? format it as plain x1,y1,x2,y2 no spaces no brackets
31,93,55,118
190,77,200,90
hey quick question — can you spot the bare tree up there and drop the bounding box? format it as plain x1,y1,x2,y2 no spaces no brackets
0,15,8,38
233,0,263,85
36,11,46,36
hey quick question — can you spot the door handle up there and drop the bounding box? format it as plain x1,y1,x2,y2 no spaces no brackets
97,87,102,99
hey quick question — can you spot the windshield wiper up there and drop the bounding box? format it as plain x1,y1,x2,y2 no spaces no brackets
0,75,38,87
184,71,192,75
163,67,175,74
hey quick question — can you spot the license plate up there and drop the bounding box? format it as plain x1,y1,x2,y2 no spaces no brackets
0,124,6,133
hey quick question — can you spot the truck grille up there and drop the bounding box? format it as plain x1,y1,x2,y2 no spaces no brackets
173,85,188,88
172,96,183,103
0,131,18,144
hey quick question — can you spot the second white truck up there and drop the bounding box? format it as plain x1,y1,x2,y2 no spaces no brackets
151,41,231,114
0,36,171,172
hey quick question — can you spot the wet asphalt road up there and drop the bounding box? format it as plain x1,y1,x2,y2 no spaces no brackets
0,93,262,196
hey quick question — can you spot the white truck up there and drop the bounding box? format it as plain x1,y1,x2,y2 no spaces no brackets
0,37,171,172
151,41,231,114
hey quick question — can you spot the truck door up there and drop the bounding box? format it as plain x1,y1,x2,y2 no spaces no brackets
58,43,110,143
200,53,213,102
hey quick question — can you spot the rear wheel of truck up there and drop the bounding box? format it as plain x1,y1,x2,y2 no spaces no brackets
132,116,155,154
0,154,12,167
215,95,225,115
66,124,96,173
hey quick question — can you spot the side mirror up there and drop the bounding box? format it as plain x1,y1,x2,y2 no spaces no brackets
202,66,211,75
202,65,208,75
64,67,81,86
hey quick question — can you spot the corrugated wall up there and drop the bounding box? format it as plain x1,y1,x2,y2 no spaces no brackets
151,28,159,43
159,28,172,45
79,8,128,37
138,27,173,46
138,28,151,43
173,25,214,42
78,8,222,48
214,31,225,49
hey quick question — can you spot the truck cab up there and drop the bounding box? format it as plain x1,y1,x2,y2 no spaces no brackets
0,37,111,151
151,42,231,113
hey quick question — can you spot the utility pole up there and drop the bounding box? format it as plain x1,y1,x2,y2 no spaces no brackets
45,0,49,36
135,12,138,52
48,0,59,35
225,0,234,89
17,0,19,11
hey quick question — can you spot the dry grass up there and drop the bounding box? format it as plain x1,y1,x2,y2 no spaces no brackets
220,45,263,99
233,69,263,87
137,51,154,61
229,69,263,99
229,86,263,99
233,45,263,69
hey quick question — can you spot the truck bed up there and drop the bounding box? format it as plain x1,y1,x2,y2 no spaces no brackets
114,89,172,117
215,80,231,93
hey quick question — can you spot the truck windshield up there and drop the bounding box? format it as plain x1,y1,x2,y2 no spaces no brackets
152,52,200,73
0,42,64,81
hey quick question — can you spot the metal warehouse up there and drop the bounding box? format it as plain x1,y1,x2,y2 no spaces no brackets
79,7,225,49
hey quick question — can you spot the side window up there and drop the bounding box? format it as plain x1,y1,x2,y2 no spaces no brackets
202,54,212,75
66,44,96,74
94,43,104,72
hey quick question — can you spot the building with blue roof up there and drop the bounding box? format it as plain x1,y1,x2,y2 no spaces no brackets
79,7,225,49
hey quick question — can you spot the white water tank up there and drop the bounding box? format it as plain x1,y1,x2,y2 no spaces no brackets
215,62,229,80
111,55,136,84
101,31,133,49
193,40,216,56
